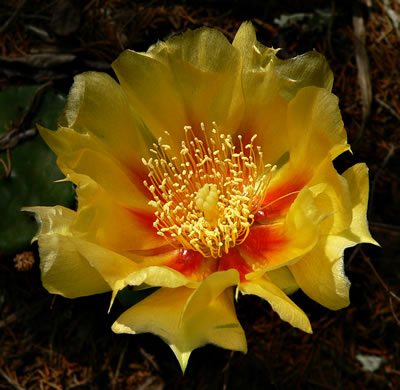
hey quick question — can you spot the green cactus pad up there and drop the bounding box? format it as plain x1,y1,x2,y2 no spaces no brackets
0,86,75,256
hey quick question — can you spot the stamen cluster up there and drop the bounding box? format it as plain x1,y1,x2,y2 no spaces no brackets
143,123,274,258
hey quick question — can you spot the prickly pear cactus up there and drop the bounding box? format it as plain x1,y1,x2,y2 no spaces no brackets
0,86,75,256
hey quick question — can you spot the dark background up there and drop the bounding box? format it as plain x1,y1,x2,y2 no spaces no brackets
1,0,399,389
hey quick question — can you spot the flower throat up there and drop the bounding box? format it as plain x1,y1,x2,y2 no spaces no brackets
143,123,274,258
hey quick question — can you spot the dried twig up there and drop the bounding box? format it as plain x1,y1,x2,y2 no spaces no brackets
111,342,128,390
369,143,397,218
352,2,372,149
0,0,27,35
0,148,11,178
327,0,336,59
375,96,400,121
0,81,52,153
370,221,400,234
345,245,360,269
0,368,25,390
0,313,17,329
359,247,400,326
139,347,160,372
0,53,76,68
222,351,234,390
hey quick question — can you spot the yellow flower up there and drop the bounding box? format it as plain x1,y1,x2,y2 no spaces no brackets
24,22,378,372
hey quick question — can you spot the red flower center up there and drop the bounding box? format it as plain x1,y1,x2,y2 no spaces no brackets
143,123,275,258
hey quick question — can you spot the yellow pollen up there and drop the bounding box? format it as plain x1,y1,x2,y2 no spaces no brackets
143,122,274,259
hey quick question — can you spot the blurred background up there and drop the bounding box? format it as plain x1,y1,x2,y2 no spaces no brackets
0,0,399,389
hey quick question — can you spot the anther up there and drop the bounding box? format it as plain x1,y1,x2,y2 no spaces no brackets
143,123,270,258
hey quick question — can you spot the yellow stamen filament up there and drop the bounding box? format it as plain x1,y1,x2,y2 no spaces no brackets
143,122,274,259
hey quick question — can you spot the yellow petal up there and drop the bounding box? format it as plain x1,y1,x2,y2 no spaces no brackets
232,22,285,165
23,203,181,301
59,71,154,169
342,163,378,245
26,204,138,293
22,206,110,298
240,276,312,333
233,21,278,70
289,163,378,310
284,187,325,248
112,27,243,154
267,267,299,295
112,270,246,372
72,239,185,294
181,271,246,356
233,26,288,164
286,86,348,174
124,265,192,289
274,51,334,99
289,236,351,310
23,205,75,238
264,87,349,215
308,157,352,235
69,172,166,251
232,22,336,165
239,90,288,167
233,21,334,98
112,287,193,372
40,126,150,211
240,187,324,272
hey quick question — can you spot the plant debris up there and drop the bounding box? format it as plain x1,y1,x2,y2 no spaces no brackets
0,0,399,389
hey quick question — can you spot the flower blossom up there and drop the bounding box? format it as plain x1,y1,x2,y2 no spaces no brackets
24,22,378,371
